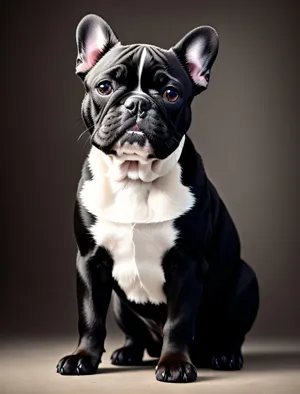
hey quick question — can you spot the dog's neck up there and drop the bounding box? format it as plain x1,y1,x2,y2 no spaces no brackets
82,136,195,224
92,135,186,183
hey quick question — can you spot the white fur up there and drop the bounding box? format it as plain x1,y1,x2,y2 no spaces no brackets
81,136,193,223
111,137,154,181
80,136,195,304
90,219,177,304
137,48,148,91
126,130,144,135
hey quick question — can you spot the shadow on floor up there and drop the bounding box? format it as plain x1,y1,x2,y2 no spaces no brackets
243,352,300,372
97,359,157,374
97,364,219,383
97,352,300,375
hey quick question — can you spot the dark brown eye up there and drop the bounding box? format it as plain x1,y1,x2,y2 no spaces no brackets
97,81,113,96
163,87,180,102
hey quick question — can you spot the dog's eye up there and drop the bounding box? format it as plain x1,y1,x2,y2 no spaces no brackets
162,87,180,103
97,81,113,96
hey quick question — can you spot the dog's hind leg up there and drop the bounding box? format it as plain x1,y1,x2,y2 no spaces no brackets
111,293,162,365
192,260,259,370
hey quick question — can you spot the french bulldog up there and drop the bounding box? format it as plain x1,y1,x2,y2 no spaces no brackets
56,14,259,383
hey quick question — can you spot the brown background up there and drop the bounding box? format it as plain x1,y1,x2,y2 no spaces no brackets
1,0,299,342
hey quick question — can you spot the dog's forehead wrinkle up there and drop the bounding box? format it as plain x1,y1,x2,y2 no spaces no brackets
86,43,172,87
86,45,137,84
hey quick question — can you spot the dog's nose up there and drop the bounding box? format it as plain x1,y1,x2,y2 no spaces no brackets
124,96,151,118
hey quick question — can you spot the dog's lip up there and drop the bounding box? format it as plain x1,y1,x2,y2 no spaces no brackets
126,130,144,135
112,127,153,160
128,123,141,132
125,123,144,135
112,144,155,164
115,151,150,162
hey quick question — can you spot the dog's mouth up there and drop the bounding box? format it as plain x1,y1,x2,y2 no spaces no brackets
111,124,155,163
105,124,157,181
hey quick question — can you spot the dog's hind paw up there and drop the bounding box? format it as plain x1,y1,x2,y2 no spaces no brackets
211,351,243,371
111,345,144,366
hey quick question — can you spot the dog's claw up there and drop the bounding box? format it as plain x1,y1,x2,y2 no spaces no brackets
211,351,243,371
111,345,144,366
56,354,98,375
155,361,197,383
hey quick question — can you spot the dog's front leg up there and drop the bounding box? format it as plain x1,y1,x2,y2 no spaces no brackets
156,249,203,383
57,247,113,375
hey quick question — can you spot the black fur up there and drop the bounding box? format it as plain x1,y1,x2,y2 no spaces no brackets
57,135,259,380
57,14,259,383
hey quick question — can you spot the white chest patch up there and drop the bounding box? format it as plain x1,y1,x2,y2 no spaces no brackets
90,219,177,304
80,137,195,304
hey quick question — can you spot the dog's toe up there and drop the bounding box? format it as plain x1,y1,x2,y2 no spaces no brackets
56,354,99,375
155,361,197,383
111,345,144,366
211,351,243,371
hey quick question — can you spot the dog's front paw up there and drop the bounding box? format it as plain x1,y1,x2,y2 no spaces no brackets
155,354,197,383
211,351,243,371
56,354,99,375
111,345,144,365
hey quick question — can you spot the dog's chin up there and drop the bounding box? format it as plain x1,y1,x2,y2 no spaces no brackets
92,136,157,182
104,131,155,181
113,143,154,164
92,130,185,183
117,161,143,181
113,131,154,157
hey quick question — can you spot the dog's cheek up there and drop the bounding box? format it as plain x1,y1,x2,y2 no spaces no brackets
171,104,192,137
81,94,95,129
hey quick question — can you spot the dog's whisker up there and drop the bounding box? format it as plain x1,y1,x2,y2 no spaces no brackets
175,131,183,140
84,134,92,147
77,125,94,143
77,129,88,143
74,118,84,129
172,136,180,144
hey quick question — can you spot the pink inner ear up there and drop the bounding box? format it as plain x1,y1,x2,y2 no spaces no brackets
76,48,103,73
76,27,107,74
187,62,208,87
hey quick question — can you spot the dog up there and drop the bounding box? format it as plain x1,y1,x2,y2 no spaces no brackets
56,14,259,383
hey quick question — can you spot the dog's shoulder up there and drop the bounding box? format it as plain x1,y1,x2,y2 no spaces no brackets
179,135,208,198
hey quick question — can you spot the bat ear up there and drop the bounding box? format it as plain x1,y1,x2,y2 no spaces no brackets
75,14,120,78
172,26,219,93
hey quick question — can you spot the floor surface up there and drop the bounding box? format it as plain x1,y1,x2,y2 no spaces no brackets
1,338,299,394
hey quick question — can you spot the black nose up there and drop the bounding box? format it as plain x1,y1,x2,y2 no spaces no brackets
124,96,151,117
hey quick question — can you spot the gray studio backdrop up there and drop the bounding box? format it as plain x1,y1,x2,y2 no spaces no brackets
1,0,299,341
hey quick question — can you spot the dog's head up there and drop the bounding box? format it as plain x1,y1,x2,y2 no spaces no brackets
76,14,218,163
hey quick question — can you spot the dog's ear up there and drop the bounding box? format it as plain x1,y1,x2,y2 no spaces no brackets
75,14,120,78
172,26,219,93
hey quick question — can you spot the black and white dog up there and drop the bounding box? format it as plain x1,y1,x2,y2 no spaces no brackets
57,14,259,383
